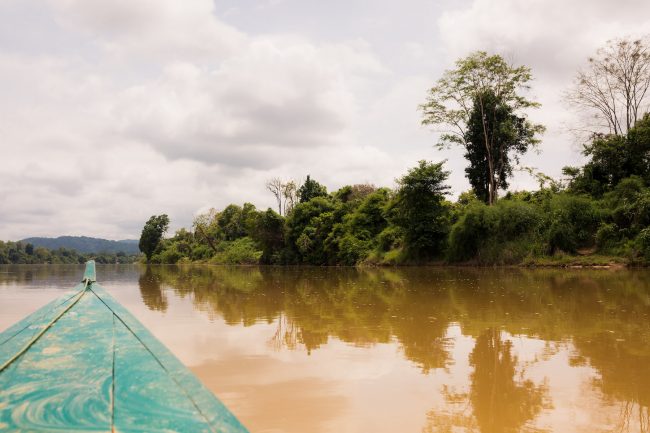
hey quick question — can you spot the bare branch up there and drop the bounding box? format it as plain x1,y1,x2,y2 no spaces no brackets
566,36,650,138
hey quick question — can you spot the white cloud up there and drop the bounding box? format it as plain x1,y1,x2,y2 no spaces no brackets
48,0,246,62
111,37,385,167
2,0,649,239
435,0,650,191
0,0,400,240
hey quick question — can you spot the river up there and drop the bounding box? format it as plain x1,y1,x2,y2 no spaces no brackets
1,264,649,433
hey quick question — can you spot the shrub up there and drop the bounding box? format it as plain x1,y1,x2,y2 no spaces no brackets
545,195,600,253
595,223,619,251
337,233,371,265
376,226,402,252
448,200,539,262
211,237,262,265
635,228,650,261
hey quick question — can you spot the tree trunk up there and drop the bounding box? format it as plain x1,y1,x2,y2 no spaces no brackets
195,225,218,253
478,94,495,205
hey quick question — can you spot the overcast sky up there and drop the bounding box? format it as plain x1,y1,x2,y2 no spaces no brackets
1,0,649,240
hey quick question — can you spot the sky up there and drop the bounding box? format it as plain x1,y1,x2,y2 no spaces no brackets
1,0,649,240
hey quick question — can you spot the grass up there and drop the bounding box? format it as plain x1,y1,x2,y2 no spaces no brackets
521,253,628,267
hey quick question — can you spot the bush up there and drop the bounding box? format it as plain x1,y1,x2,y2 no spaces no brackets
448,200,540,263
635,228,650,261
547,221,578,254
190,244,213,261
159,244,183,264
448,202,493,261
376,226,402,252
545,195,600,253
595,223,619,251
390,160,451,259
211,237,262,265
336,233,371,265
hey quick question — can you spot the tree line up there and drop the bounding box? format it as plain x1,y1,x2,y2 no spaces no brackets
140,36,650,266
0,240,139,264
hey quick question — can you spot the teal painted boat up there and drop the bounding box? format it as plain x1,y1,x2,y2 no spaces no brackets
0,261,249,433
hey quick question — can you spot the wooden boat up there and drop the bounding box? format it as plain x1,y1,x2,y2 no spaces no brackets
0,261,249,433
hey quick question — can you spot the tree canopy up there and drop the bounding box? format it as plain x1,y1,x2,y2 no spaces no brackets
420,51,544,204
139,214,170,262
297,175,328,203
566,36,650,137
390,160,451,259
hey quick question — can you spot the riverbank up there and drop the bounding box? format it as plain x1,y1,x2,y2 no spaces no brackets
140,251,642,269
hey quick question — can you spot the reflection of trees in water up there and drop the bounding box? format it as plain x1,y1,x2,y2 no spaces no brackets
469,328,549,433
0,263,140,286
269,312,299,351
614,401,650,433
572,332,650,432
138,266,168,312
423,329,550,433
140,265,650,427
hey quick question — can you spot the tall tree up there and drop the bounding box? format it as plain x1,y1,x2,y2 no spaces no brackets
282,181,298,215
420,51,544,204
250,208,286,264
564,113,650,194
297,175,328,203
464,90,538,203
266,178,298,215
390,160,451,259
192,208,219,253
566,36,650,137
266,178,284,215
139,214,170,262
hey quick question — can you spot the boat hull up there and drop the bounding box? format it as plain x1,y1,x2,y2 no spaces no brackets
0,265,248,433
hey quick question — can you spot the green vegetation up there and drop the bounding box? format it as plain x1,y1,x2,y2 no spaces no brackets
0,240,138,264
143,117,650,267
142,41,650,267
20,236,140,255
419,51,544,205
139,214,170,262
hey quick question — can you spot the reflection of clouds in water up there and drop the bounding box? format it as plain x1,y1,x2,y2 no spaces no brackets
3,265,650,433
193,356,346,433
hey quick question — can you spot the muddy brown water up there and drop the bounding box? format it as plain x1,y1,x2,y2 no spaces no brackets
1,264,649,433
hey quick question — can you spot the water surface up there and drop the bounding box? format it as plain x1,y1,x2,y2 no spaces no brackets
1,265,649,433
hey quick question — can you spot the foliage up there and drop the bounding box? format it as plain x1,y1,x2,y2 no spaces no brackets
390,160,451,260
545,194,601,254
20,236,140,254
139,214,170,262
0,240,139,264
137,94,650,267
249,209,286,264
210,237,262,265
565,115,650,195
464,89,540,203
420,51,544,204
266,178,298,216
285,196,336,263
448,200,541,263
566,36,650,136
636,228,650,260
595,223,619,251
297,175,328,203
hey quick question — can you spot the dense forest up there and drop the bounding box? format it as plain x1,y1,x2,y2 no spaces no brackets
140,38,650,267
0,240,139,264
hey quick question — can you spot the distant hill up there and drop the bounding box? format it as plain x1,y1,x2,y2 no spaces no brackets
21,236,140,254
